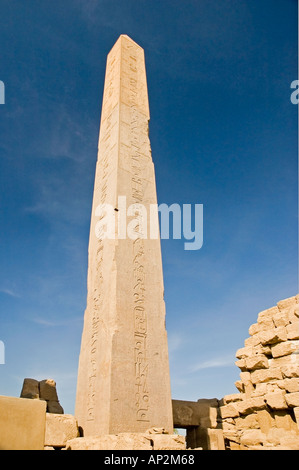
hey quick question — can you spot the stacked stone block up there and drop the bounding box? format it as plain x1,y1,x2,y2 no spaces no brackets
20,378,64,414
220,295,299,450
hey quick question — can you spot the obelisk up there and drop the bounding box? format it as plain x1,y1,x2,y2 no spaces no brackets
75,35,173,436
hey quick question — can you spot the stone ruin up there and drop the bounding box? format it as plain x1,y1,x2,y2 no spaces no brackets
220,294,299,450
0,293,298,450
0,36,297,451
20,378,64,414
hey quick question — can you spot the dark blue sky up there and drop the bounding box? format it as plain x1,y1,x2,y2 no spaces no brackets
0,0,297,413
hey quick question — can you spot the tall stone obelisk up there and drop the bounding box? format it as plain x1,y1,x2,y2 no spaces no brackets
75,35,173,436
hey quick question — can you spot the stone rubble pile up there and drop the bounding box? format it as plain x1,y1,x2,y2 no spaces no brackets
220,295,299,450
20,378,64,414
43,420,186,450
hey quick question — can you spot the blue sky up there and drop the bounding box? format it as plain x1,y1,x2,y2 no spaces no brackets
0,1,297,414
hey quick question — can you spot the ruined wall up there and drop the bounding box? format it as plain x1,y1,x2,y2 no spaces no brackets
220,295,299,450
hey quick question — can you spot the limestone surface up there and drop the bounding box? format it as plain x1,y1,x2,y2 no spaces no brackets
0,396,46,450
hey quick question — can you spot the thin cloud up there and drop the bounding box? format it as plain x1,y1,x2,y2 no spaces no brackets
31,316,82,328
190,355,234,372
0,288,21,298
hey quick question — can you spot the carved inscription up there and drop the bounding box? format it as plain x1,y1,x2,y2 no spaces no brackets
125,44,150,422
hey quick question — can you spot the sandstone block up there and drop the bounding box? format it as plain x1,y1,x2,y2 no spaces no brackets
277,296,297,311
45,413,79,447
256,409,275,434
195,428,225,451
222,394,244,405
281,364,299,378
293,407,299,430
279,431,299,449
222,420,236,432
258,327,287,346
280,378,299,393
273,310,290,328
251,382,268,397
236,397,266,415
235,359,246,371
47,400,64,414
235,380,243,392
66,433,153,450
285,392,299,408
0,396,46,450
249,323,259,336
271,340,299,358
257,306,279,323
286,322,299,340
39,379,59,402
219,404,239,419
240,429,266,447
151,434,186,450
245,354,269,371
222,430,240,444
251,367,283,384
289,305,299,324
244,336,260,348
265,391,288,410
235,414,259,429
274,410,299,432
20,378,39,399
236,346,253,359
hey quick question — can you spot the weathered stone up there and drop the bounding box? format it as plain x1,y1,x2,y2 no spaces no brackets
222,394,244,405
258,327,287,346
75,35,173,437
273,310,290,328
236,346,253,359
257,306,279,323
277,296,297,311
222,430,241,444
274,410,299,432
245,354,269,371
236,398,266,415
235,380,243,392
47,400,64,414
281,364,299,378
66,433,153,450
194,429,225,451
279,431,299,449
249,323,259,336
271,340,299,358
279,378,299,393
251,367,283,384
255,409,275,434
222,420,236,432
293,407,299,430
251,382,268,397
235,359,246,371
0,396,46,450
146,427,168,434
286,322,299,340
151,434,186,450
240,429,266,446
20,378,39,399
219,404,239,419
235,414,259,429
45,414,79,447
39,379,59,402
288,305,299,324
285,392,299,408
265,391,288,410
